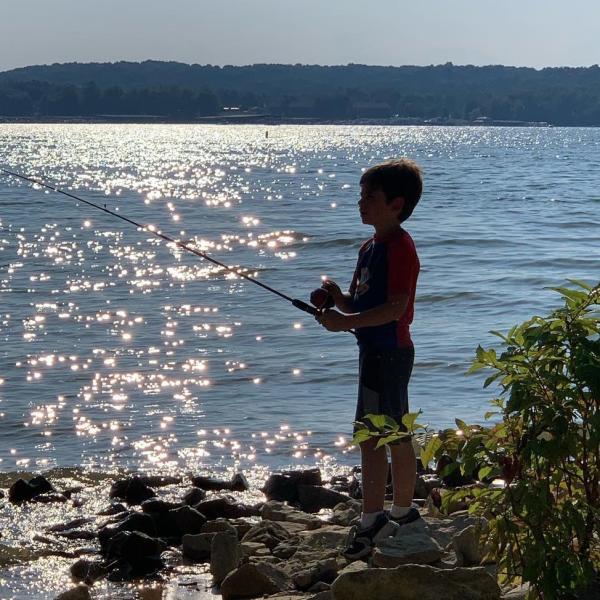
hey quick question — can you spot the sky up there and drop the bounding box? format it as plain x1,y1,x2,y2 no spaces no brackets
2,0,600,72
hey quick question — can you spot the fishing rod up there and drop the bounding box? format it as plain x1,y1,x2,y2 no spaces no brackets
0,167,319,317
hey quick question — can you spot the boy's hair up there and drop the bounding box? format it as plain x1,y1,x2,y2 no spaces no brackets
360,159,423,222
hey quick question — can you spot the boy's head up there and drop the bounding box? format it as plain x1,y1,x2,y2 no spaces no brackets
359,159,423,223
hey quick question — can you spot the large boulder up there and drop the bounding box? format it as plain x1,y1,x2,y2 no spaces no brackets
194,497,259,520
453,524,492,566
9,476,53,503
210,531,242,584
372,520,443,567
331,564,501,600
262,469,323,503
98,512,157,553
297,486,350,514
109,476,155,505
103,531,165,578
220,561,293,600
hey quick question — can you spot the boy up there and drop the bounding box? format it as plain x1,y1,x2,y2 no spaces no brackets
316,158,422,560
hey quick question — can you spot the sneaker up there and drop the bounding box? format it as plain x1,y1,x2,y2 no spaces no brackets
343,512,398,560
385,506,422,526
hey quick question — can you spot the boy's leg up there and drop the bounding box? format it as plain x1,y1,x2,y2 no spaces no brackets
389,440,416,507
360,436,388,514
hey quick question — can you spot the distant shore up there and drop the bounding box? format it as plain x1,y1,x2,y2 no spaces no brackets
0,115,552,127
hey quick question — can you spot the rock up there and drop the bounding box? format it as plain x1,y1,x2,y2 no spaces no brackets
501,584,529,600
210,531,242,584
99,512,157,553
331,564,501,600
138,475,182,487
242,521,291,550
422,475,442,493
414,476,429,499
182,532,214,562
329,500,361,527
56,530,96,541
262,469,323,503
228,518,254,539
261,500,322,529
242,541,269,557
220,561,293,600
200,518,238,536
47,518,94,533
182,486,206,506
9,476,53,503
291,557,338,591
309,581,331,592
31,492,68,504
310,592,334,600
97,503,127,516
272,539,300,559
103,531,165,577
153,505,207,541
297,486,350,513
453,523,491,565
422,513,477,548
54,585,91,600
141,498,182,514
191,472,249,492
297,526,349,552
109,476,155,505
194,497,259,520
69,558,107,584
372,520,443,567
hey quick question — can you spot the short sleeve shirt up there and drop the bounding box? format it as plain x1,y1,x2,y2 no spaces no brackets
350,228,419,350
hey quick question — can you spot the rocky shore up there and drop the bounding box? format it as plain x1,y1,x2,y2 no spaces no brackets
2,467,525,600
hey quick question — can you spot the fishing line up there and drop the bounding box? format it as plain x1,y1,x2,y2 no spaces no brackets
0,167,319,317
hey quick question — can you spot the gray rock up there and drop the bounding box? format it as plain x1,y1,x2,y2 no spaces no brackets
297,526,349,552
242,520,291,550
182,532,215,562
182,486,206,506
261,500,322,529
373,519,443,567
210,531,242,584
200,517,238,536
331,564,501,600
241,541,270,557
54,586,91,600
220,561,293,600
69,558,107,584
297,485,350,513
453,523,492,565
291,557,338,591
422,512,477,548
329,500,361,527
501,584,529,599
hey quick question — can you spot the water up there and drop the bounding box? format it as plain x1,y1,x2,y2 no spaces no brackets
0,124,599,597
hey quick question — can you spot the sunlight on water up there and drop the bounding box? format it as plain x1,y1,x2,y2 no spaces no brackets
0,123,599,597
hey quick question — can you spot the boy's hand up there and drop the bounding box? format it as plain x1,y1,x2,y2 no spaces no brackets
321,279,343,304
315,308,350,332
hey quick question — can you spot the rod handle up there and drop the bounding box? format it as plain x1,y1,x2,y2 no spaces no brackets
292,298,319,316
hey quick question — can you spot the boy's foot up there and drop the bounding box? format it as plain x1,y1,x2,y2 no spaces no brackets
343,512,398,560
385,506,422,526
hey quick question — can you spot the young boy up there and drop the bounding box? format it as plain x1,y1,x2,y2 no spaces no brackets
316,158,422,560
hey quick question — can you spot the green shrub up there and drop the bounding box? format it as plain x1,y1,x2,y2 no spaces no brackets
353,281,600,599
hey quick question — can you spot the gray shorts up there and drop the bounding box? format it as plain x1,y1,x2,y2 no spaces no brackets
354,346,414,442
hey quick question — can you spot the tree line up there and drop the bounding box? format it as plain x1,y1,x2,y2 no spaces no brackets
2,61,600,124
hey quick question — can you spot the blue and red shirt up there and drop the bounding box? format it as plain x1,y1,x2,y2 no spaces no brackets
350,228,419,350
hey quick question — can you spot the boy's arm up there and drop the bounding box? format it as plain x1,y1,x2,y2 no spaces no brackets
316,293,409,332
321,279,356,314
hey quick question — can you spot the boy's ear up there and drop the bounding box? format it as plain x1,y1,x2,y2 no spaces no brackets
391,196,405,213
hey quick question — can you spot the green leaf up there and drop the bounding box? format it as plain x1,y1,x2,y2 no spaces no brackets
420,436,442,468
402,411,424,433
375,433,409,449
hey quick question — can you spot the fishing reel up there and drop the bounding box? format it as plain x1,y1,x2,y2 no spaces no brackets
309,286,335,310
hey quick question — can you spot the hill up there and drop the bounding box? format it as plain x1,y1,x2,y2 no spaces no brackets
1,61,600,124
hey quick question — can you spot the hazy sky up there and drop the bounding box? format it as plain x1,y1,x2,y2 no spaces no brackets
2,0,599,72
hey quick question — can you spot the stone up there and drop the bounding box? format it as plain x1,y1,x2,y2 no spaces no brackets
69,558,107,584
109,476,155,505
56,530,96,541
194,497,259,520
200,518,238,536
331,564,501,600
297,526,349,552
54,585,92,600
242,520,291,550
220,561,293,600
182,532,214,562
262,469,323,503
241,541,268,557
31,492,68,504
8,476,53,503
453,523,491,565
291,557,338,591
230,472,249,492
153,505,207,541
272,539,300,559
372,519,443,567
210,531,242,584
191,472,249,492
141,498,182,514
422,513,477,548
414,475,429,499
261,500,322,528
47,518,94,533
182,486,206,506
103,531,165,577
138,475,182,487
329,500,361,527
296,485,350,514
97,503,127,516
501,584,529,599
99,512,157,553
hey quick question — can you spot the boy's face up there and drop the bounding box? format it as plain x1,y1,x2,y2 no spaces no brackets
358,184,404,228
